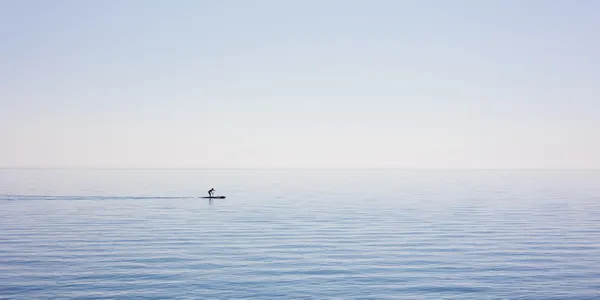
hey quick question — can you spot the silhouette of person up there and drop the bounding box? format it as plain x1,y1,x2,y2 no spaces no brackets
208,188,215,197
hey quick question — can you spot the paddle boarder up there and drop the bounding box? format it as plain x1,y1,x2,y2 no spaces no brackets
208,188,215,197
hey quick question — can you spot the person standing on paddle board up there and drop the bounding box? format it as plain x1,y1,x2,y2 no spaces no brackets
208,188,215,197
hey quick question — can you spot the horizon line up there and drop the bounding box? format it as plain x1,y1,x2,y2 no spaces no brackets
1,167,599,171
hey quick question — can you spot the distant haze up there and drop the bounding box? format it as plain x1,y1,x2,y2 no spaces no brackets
1,0,599,169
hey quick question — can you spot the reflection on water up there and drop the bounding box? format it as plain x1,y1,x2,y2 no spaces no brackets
1,170,599,299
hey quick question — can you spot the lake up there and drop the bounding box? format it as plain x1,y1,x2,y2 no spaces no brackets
1,169,599,299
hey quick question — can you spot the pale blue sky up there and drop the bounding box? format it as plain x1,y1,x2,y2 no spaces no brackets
1,0,599,169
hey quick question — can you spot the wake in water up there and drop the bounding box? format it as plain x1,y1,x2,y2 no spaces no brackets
0,194,196,201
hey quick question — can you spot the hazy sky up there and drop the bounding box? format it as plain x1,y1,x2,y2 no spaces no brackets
1,0,599,169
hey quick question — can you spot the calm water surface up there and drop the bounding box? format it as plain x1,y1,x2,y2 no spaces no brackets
1,169,599,299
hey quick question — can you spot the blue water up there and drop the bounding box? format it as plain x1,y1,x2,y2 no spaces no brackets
1,169,599,299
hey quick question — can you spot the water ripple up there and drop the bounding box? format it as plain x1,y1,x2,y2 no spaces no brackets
1,170,599,299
